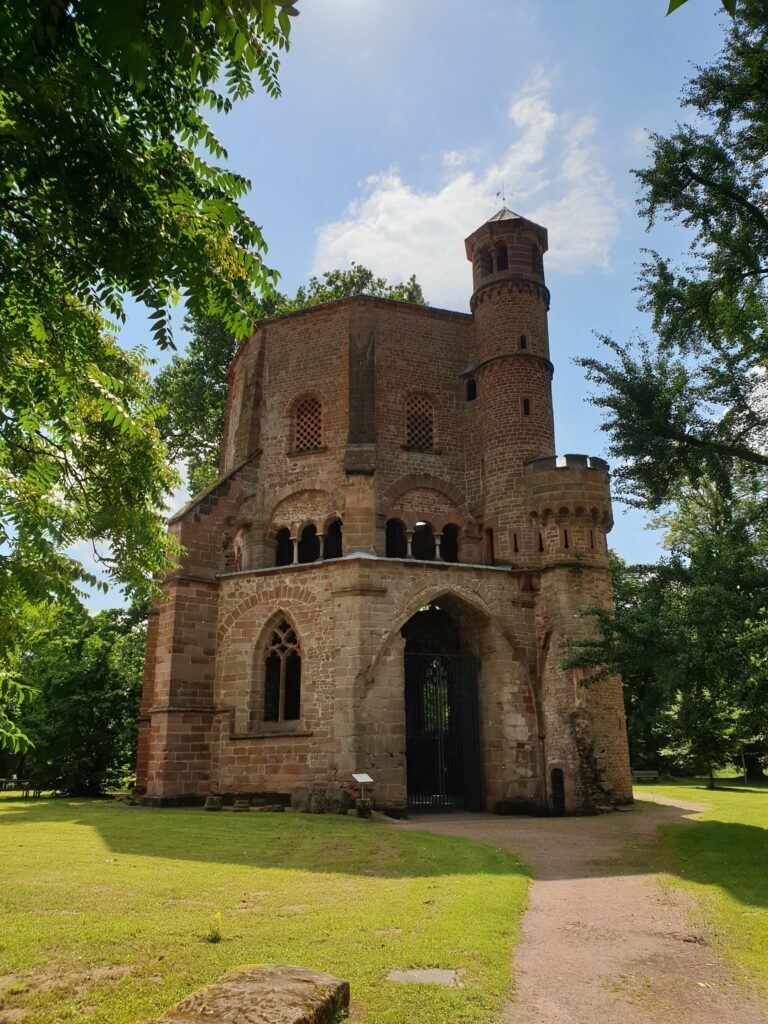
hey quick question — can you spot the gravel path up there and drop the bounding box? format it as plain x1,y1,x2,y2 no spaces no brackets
392,796,768,1024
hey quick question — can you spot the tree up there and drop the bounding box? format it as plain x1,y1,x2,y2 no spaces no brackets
565,475,768,784
667,0,735,14
2,602,147,794
579,0,768,511
155,265,427,492
0,1,298,746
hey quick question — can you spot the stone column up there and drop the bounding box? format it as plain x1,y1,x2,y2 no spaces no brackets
434,532,443,561
291,534,299,564
406,530,413,558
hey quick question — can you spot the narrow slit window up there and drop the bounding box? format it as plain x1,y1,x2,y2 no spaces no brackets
466,379,477,402
589,529,595,549
563,529,569,549
522,398,531,416
520,335,527,350
513,532,519,553
538,532,544,553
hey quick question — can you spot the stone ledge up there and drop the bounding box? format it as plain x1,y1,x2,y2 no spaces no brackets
150,965,350,1024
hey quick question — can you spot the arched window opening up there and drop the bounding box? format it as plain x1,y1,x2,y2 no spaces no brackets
520,334,528,350
551,768,565,815
482,249,494,276
522,398,531,416
411,523,435,561
263,620,301,722
406,395,435,450
466,378,477,402
297,523,320,564
324,519,343,560
385,518,408,559
440,524,459,563
275,527,293,567
294,396,323,453
482,527,494,566
495,244,509,271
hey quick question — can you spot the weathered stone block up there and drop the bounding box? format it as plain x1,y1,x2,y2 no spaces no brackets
149,965,350,1024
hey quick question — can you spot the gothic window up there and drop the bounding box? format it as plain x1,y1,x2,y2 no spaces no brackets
294,396,323,453
297,523,320,564
263,620,301,722
406,395,434,450
324,519,343,559
275,527,293,566
385,518,407,558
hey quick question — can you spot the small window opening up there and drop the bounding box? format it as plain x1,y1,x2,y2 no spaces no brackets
297,523,320,564
520,334,528,350
538,532,544,553
522,398,531,416
483,527,495,566
589,529,595,549
385,519,408,558
263,620,301,723
513,532,519,553
411,523,435,561
466,378,477,402
406,395,435,450
563,528,569,549
324,519,343,559
495,244,509,271
440,524,459,564
275,527,293,567
294,396,323,452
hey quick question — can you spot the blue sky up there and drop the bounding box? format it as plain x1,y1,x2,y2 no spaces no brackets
94,0,728,610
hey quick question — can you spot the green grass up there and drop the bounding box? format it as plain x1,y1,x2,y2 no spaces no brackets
0,795,529,1023
634,779,768,994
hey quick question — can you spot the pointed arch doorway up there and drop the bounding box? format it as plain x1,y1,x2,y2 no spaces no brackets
402,601,483,812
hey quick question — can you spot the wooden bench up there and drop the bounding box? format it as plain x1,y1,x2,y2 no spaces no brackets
631,769,660,783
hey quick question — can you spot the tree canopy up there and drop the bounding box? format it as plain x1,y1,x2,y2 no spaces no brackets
579,0,768,510
0,1,299,747
155,265,426,493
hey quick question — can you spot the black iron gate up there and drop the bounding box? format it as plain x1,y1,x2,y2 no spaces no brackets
404,652,483,812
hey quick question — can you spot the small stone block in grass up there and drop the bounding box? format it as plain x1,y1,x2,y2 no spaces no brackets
386,968,460,987
149,965,350,1024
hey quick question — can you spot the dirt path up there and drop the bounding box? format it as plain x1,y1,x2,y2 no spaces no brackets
391,796,768,1024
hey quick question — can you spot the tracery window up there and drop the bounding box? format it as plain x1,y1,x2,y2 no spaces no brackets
405,395,434,450
263,620,301,722
294,396,323,453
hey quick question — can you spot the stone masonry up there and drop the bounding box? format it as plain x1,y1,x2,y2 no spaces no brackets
135,208,633,815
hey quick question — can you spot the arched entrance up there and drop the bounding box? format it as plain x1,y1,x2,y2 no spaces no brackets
401,602,483,812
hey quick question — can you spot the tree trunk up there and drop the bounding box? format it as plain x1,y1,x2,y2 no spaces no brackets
707,763,716,790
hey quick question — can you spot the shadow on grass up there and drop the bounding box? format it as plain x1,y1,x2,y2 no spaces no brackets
0,794,531,881
2,791,766,913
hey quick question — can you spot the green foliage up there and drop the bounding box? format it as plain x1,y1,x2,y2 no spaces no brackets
579,0,768,509
0,0,295,346
0,1,298,748
667,0,736,14
1,602,147,795
565,476,768,780
155,265,427,492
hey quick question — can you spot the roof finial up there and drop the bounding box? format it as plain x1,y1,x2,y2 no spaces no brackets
496,176,511,209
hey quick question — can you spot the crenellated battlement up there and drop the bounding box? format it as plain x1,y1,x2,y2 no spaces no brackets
523,454,613,560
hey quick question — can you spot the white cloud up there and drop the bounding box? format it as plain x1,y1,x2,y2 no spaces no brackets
313,69,621,309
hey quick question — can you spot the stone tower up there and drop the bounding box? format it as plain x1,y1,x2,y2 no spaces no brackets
135,208,633,815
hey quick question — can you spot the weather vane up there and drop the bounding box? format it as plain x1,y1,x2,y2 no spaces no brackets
496,176,511,207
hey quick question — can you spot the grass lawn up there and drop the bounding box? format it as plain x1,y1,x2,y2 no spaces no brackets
634,780,768,995
0,795,529,1024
